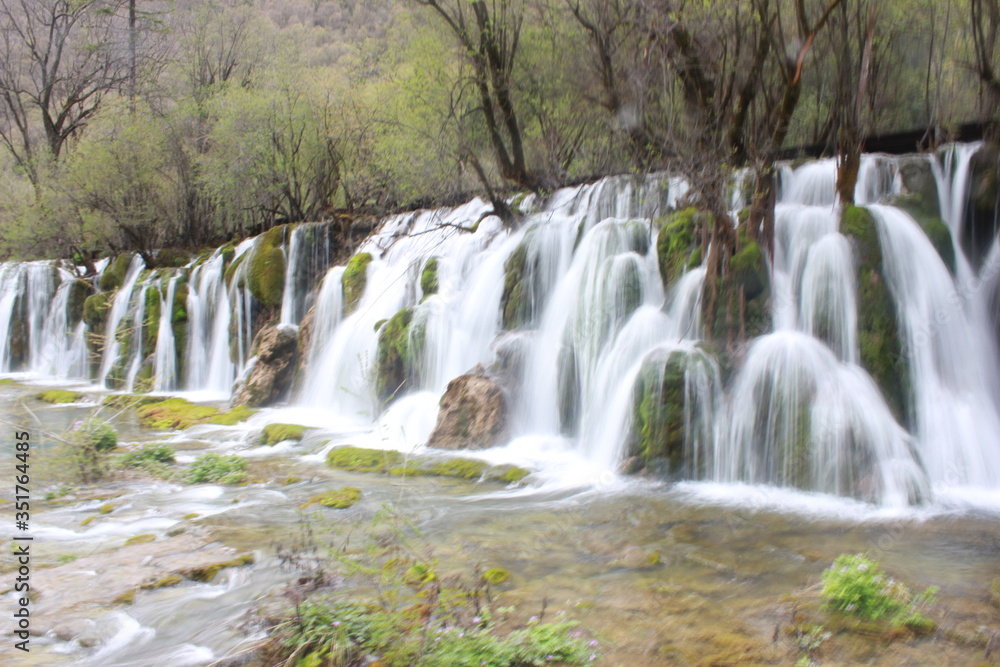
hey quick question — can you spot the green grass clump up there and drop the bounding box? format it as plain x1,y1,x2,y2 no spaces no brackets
326,446,402,473
37,389,84,404
262,423,306,446
429,458,487,479
206,406,257,425
304,487,362,509
186,453,247,484
821,553,937,632
136,398,220,430
118,442,176,468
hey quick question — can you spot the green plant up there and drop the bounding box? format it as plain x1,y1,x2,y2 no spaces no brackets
186,453,247,484
73,418,118,452
118,442,176,469
820,553,937,631
265,507,597,667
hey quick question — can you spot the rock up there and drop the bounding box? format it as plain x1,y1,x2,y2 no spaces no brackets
897,156,940,216
231,324,299,407
964,145,1000,270
841,206,910,422
99,253,136,291
888,193,955,274
427,372,509,450
708,227,771,346
154,248,192,268
656,207,706,288
375,307,424,404
420,256,439,297
247,225,287,306
66,279,95,326
342,252,373,313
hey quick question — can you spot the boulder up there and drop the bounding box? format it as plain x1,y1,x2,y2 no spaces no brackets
231,324,298,407
426,372,510,450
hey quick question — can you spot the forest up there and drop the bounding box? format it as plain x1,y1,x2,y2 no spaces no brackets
0,0,997,267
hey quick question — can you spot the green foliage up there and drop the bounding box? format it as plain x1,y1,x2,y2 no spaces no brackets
656,208,703,288
263,423,307,445
73,418,118,452
36,390,83,404
821,553,937,631
118,442,176,468
342,252,373,313
268,508,596,667
186,453,248,485
83,292,112,333
100,253,136,292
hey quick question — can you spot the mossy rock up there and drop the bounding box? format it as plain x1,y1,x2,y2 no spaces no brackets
326,446,402,473
124,534,156,547
100,253,136,291
482,567,510,584
261,423,306,445
420,257,439,297
557,345,579,435
963,145,1000,270
247,225,286,306
708,228,771,344
889,193,956,274
342,252,373,313
428,457,487,479
303,487,362,509
627,351,689,476
113,589,137,605
155,248,192,268
36,390,83,404
500,239,544,330
841,206,910,421
66,280,95,326
146,574,183,589
376,307,416,404
136,398,220,430
133,360,155,394
206,406,257,426
171,280,190,382
83,292,112,334
143,286,162,353
224,251,247,288
99,503,115,514
184,554,254,583
656,207,706,288
499,465,530,484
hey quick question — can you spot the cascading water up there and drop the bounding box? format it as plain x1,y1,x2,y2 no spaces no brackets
1,146,998,508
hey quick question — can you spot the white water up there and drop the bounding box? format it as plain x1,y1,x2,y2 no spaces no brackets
0,148,997,508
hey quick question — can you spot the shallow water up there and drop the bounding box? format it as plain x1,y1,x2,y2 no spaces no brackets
2,381,999,666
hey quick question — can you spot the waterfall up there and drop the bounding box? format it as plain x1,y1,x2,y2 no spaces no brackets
153,276,180,391
0,144,997,507
98,255,146,386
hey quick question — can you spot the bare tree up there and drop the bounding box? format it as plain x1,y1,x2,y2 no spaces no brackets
972,0,1000,138
411,0,535,189
0,0,128,182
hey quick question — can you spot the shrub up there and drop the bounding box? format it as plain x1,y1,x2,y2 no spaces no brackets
821,553,937,631
186,453,247,484
119,442,176,468
73,418,118,452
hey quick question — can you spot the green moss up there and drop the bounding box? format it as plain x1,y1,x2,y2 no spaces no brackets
124,534,156,546
890,194,956,274
420,257,439,297
81,515,97,526
66,280,94,325
656,208,704,288
500,466,530,484
144,286,161,353
342,252,373,313
376,307,415,404
206,406,257,426
136,398,220,430
247,226,287,306
99,503,115,514
842,206,910,421
147,574,183,589
262,423,306,445
220,243,236,267
628,351,689,475
223,251,247,288
482,567,510,584
428,457,487,479
709,228,771,344
113,589,137,605
500,241,538,330
326,446,403,473
185,554,254,582
155,248,191,268
303,486,362,509
36,389,83,404
83,292,112,333
182,513,199,520
0,378,15,386
100,253,135,291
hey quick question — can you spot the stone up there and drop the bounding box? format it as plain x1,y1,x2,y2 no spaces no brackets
231,324,299,407
426,372,509,450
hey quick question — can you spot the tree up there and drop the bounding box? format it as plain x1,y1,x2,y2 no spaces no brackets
0,0,128,183
411,0,536,189
972,0,1000,137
